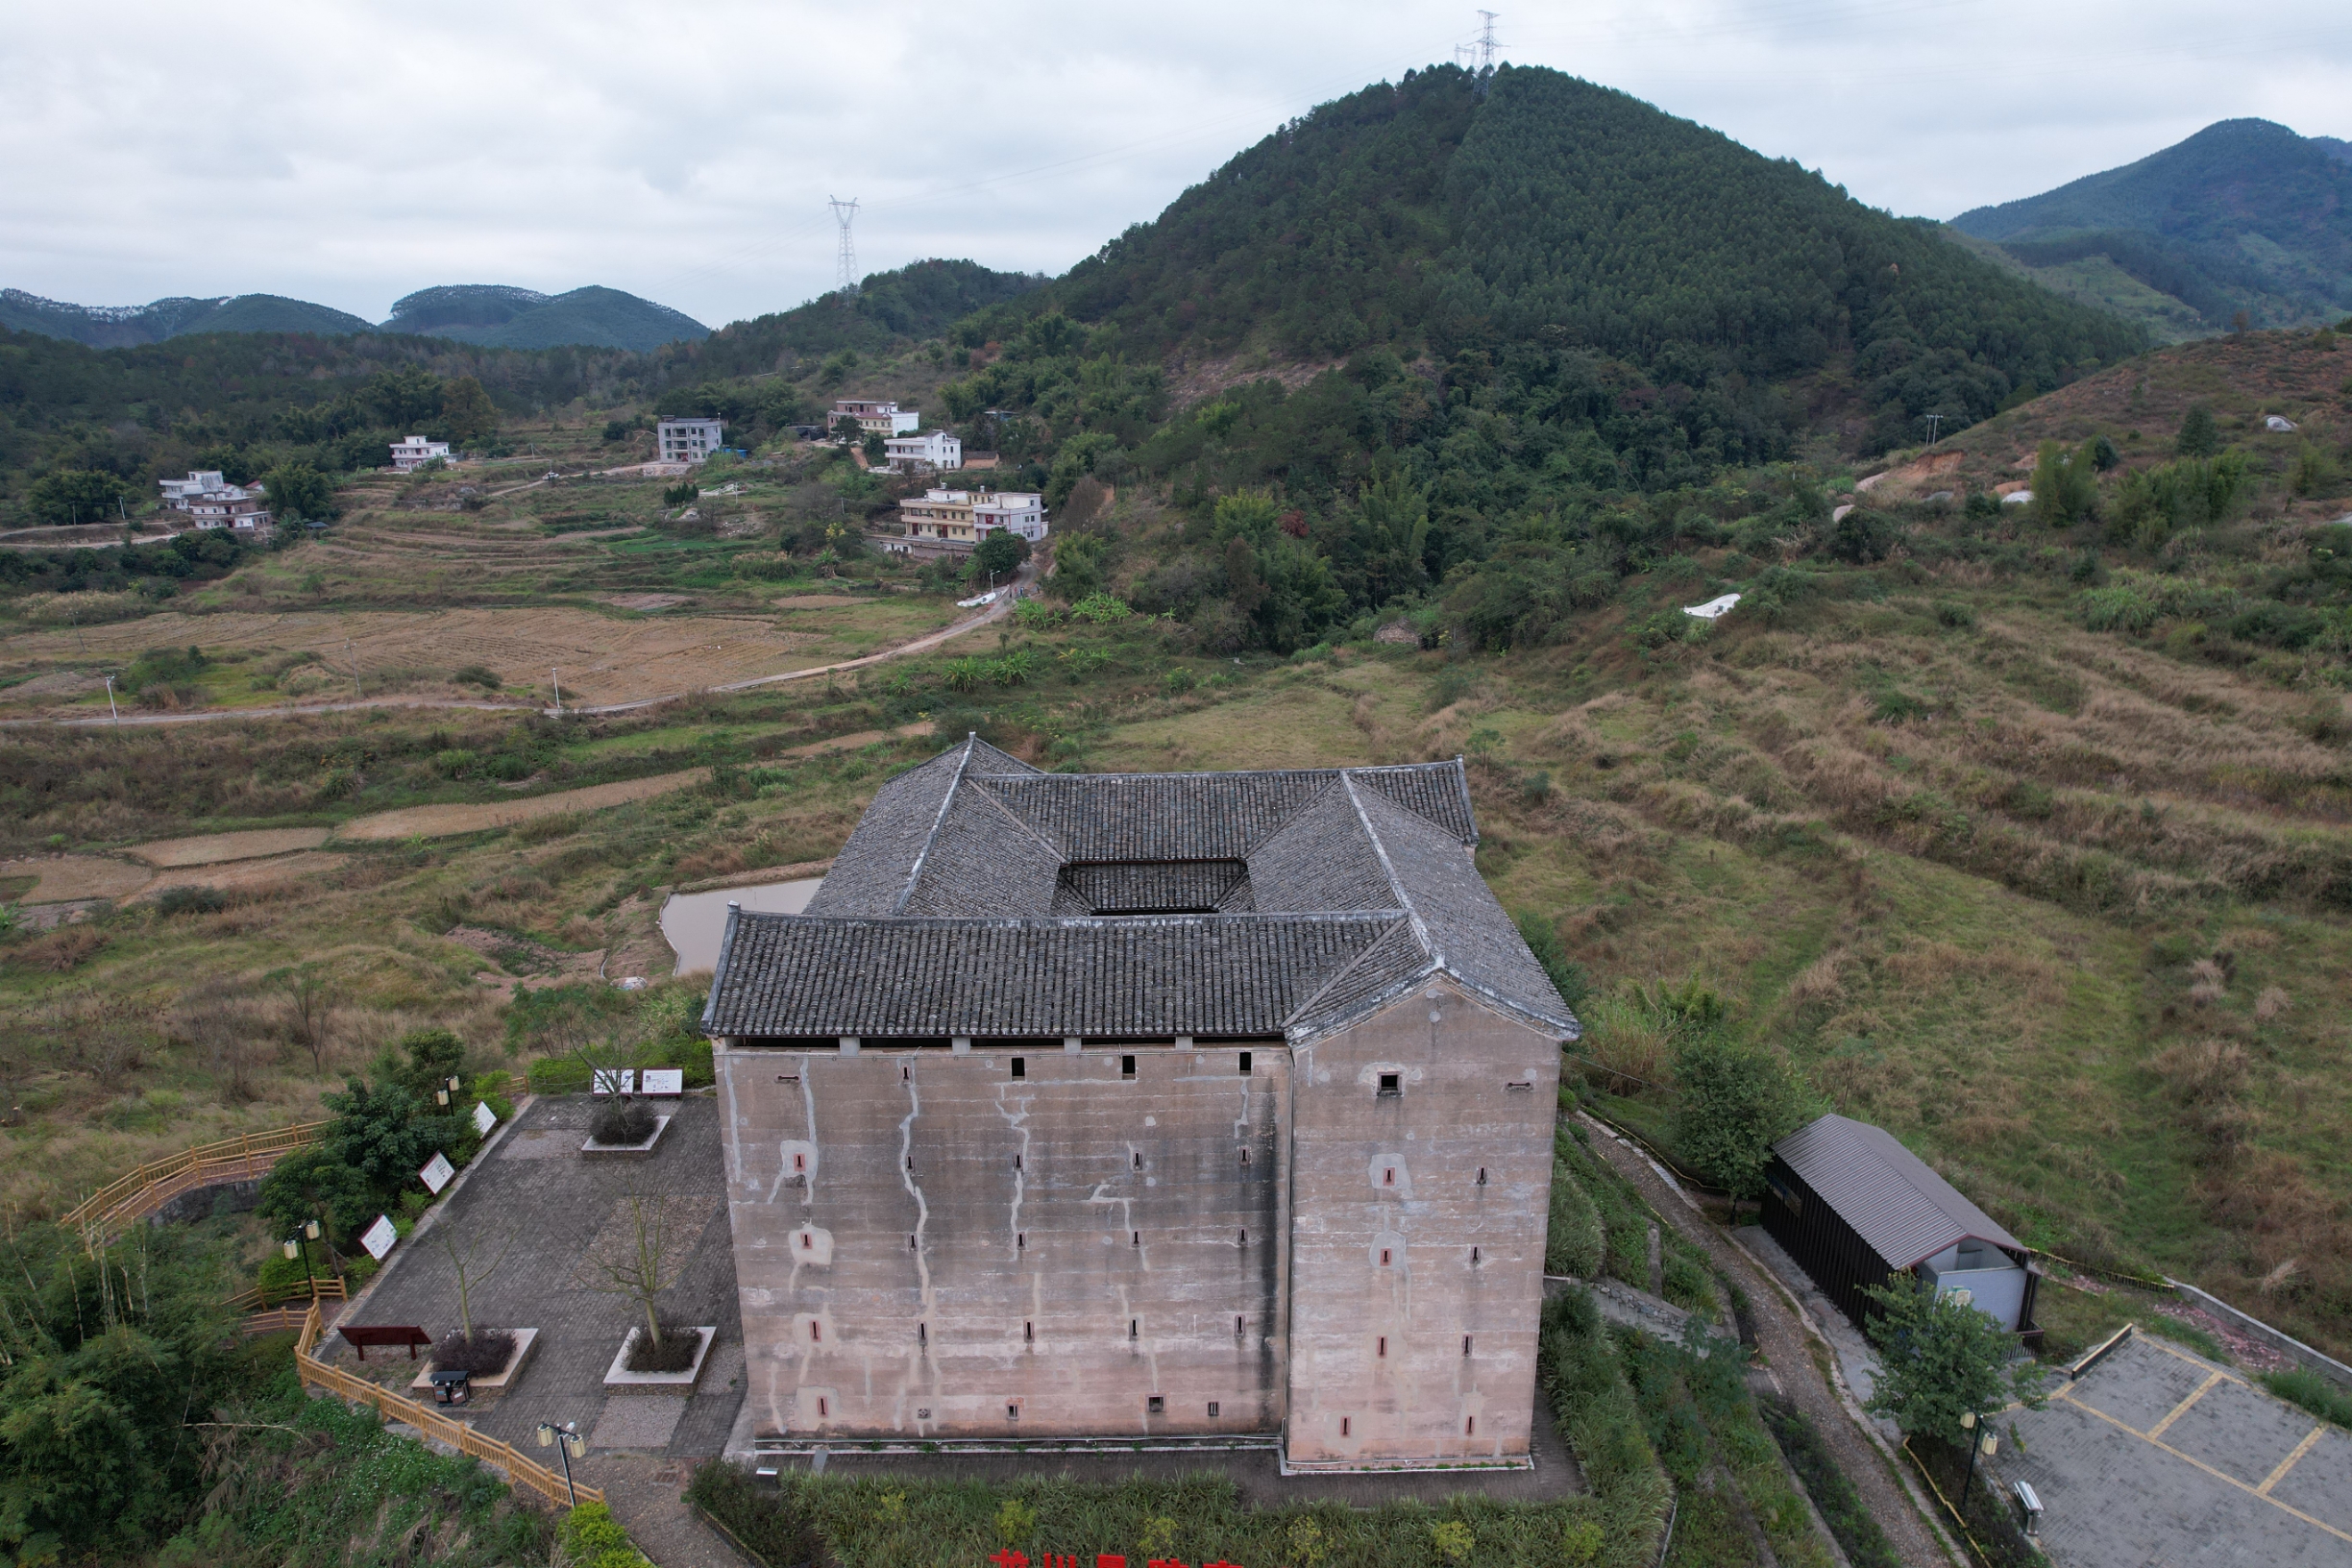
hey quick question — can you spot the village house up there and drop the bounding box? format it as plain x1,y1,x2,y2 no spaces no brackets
877,488,1047,558
158,471,227,509
186,484,271,531
831,398,920,437
882,429,962,474
658,416,725,464
702,740,1576,1471
389,435,453,472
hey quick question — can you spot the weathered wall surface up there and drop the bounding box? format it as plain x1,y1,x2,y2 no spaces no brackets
1284,982,1561,1466
718,1043,1290,1441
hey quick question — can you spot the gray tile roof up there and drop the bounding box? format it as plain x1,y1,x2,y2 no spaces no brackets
1773,1115,2025,1267
704,741,1579,1043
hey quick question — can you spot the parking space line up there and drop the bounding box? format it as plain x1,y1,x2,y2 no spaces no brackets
2145,1369,2226,1439
2051,1388,2352,1546
2141,1336,2243,1383
2256,1425,2327,1498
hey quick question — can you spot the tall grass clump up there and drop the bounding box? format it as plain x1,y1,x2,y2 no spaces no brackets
1546,1153,1605,1278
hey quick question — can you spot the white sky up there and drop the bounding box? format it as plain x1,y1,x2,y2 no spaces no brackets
3,0,2346,331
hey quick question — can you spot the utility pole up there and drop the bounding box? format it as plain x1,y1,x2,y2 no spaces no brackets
347,640,360,700
1923,412,1947,447
1477,10,1502,70
104,674,118,726
829,197,861,297
551,669,562,716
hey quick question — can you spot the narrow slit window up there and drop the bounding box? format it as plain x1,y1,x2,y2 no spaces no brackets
1129,1319,1139,1338
1132,1230,1140,1246
906,1156,915,1170
1466,1416,1476,1435
909,1234,917,1248
793,1152,806,1172
1121,1054,1137,1078
1471,1246,1481,1264
1238,1051,1252,1075
1384,1167,1396,1187
1011,1057,1025,1079
1238,1228,1247,1244
800,1233,813,1250
1477,1166,1487,1186
1133,1151,1142,1169
1239,1148,1249,1166
1463,1335,1473,1356
1377,1335,1386,1358
1017,1232,1026,1249
1024,1321,1034,1342
1340,1416,1351,1437
1014,1154,1022,1170
901,1065,910,1081
809,1322,821,1342
919,1323,927,1345
818,1396,828,1416
1380,1248,1393,1266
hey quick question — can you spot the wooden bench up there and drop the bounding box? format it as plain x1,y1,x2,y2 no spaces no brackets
339,1324,432,1361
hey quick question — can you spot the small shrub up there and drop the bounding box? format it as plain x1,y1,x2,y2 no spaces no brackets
590,1098,656,1145
559,1502,651,1568
155,886,228,917
625,1322,702,1373
2262,1367,2352,1431
1932,600,1975,628
683,1460,821,1568
433,1327,517,1375
451,664,502,690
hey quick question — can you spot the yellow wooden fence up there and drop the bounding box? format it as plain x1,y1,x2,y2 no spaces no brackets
294,1299,601,1508
64,1121,330,1243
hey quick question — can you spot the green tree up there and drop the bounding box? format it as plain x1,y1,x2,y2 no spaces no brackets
970,530,1030,580
2031,439,2100,527
861,431,886,463
258,460,333,523
255,1141,380,1242
439,375,499,446
1053,532,1109,601
1862,1276,2046,1444
385,1026,468,1101
2176,402,2220,457
1514,911,1590,1010
27,469,131,526
1671,1032,1815,1218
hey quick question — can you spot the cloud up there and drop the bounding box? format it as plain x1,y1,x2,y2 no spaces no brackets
1,0,2344,331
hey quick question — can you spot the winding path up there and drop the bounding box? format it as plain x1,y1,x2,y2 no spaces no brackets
4,562,1036,730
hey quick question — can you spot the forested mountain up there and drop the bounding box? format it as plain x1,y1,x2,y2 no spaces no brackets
0,289,374,346
1951,118,2352,332
677,258,1048,379
382,283,709,351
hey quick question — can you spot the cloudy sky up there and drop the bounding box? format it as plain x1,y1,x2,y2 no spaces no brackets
4,0,2345,331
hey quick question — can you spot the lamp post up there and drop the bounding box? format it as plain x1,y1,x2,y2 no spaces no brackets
1959,1409,1997,1506
536,1421,586,1506
104,674,118,726
282,1217,322,1299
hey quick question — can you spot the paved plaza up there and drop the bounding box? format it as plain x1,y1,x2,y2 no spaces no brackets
1992,1332,2352,1568
314,1093,746,1461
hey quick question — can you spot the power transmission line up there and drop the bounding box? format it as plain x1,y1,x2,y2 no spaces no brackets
828,196,860,296
1477,10,1503,70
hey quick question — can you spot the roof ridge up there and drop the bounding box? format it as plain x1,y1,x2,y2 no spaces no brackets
731,908,1406,930
1238,773,1348,863
891,733,979,916
1340,771,1443,970
958,775,1071,867
1282,917,1431,1029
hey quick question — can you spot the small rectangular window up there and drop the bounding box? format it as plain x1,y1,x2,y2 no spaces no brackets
1378,1072,1401,1096
1208,1401,1220,1417
1238,1051,1252,1075
1008,1404,1019,1420
1146,1395,1164,1414
1011,1057,1025,1079
1121,1054,1137,1078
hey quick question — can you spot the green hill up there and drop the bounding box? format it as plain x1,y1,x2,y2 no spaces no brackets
0,289,373,346
382,283,708,351
678,258,1048,378
1951,118,2352,334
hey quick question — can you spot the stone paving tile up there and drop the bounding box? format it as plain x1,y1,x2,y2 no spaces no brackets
2164,1376,2319,1488
2269,1426,2352,1535
1990,1335,2352,1568
324,1093,746,1462
594,1395,690,1451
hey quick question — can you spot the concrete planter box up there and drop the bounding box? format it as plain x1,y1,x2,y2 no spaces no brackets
580,1114,672,1160
409,1327,539,1402
604,1324,716,1392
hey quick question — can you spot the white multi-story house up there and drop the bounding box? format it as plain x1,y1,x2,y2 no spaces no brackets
658,417,725,464
831,399,920,437
972,490,1046,543
159,471,228,509
882,429,962,474
187,484,271,531
390,436,453,472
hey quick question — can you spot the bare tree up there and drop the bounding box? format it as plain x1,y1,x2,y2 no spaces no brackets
430,1214,518,1345
571,1185,702,1351
273,964,332,1073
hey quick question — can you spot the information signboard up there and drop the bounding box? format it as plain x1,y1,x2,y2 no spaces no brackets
473,1100,498,1137
360,1213,399,1261
640,1068,685,1097
418,1152,455,1193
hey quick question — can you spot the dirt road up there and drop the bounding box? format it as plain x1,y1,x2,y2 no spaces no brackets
1577,1116,1959,1568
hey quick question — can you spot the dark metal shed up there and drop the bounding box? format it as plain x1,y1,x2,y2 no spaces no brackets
1762,1114,2041,1342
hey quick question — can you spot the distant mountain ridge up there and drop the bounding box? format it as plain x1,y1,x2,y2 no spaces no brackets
0,282,708,352
1950,118,2352,336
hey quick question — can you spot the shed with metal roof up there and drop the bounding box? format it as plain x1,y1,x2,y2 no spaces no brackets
1762,1114,2042,1340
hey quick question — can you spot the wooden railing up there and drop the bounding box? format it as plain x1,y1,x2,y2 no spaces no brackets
294,1300,601,1508
64,1121,331,1242
225,1276,348,1314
